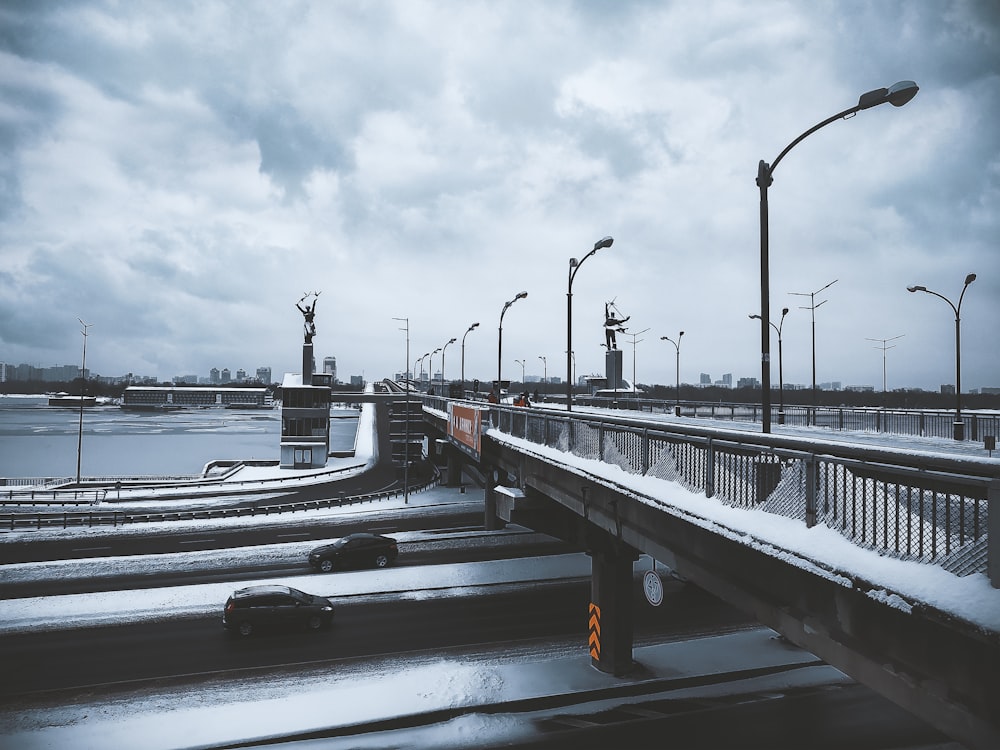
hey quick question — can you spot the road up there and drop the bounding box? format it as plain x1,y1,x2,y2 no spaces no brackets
0,578,749,698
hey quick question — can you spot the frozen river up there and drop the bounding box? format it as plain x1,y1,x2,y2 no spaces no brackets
0,395,359,478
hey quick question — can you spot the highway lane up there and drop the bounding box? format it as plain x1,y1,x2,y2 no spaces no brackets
0,577,951,749
0,530,576,597
0,502,485,564
0,580,752,698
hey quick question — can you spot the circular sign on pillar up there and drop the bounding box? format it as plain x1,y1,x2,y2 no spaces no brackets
643,569,663,607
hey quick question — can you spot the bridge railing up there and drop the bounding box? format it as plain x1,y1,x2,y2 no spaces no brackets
431,398,998,583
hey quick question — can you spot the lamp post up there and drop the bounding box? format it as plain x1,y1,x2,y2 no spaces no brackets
538,356,547,393
757,80,919,434
626,327,650,394
866,334,905,411
393,316,410,503
660,332,683,416
418,352,431,388
75,318,92,485
907,273,976,440
791,279,838,424
461,322,479,386
749,308,789,423
514,358,526,384
429,347,442,391
440,337,456,387
498,291,528,394
567,236,614,411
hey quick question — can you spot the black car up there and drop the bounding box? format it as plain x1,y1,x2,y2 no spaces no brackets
308,532,398,573
223,584,334,637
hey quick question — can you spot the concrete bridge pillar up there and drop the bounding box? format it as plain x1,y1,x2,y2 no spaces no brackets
589,543,637,677
445,444,461,487
483,468,506,531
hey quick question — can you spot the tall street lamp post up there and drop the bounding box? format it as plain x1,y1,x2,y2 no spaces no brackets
429,348,442,391
461,322,479,386
498,292,528,394
866,334,904,411
749,307,789,423
418,352,431,387
393,317,410,503
660,332,683,416
907,273,976,440
627,327,650,394
515,359,525,384
757,80,919,433
75,318,92,485
440,338,456,387
567,236,614,411
791,278,838,424
538,356,547,392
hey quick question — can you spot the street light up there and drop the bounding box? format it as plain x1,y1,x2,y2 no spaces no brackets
514,358,526,383
429,347,442,391
756,80,918,433
626,327,650,394
791,278,838,424
538,355,547,390
393,316,410,503
498,291,528,394
417,352,431,387
660,332,683,416
567,236,614,411
750,307,789,423
440,337,456,387
866,334,905,410
75,318,92,485
461,322,479,386
907,273,976,440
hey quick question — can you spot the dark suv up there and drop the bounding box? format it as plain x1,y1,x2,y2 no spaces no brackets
308,532,398,573
223,585,334,637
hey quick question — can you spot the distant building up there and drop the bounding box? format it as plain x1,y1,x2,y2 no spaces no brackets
700,373,711,386
236,368,247,382
221,368,232,383
350,375,364,388
323,357,337,382
210,368,221,384
256,366,272,384
721,373,732,387
941,384,956,395
737,377,760,389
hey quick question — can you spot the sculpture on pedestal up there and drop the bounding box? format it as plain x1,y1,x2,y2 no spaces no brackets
603,300,629,350
296,291,320,343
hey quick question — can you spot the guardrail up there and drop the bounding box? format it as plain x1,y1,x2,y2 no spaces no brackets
0,474,441,532
425,396,999,583
526,396,1000,443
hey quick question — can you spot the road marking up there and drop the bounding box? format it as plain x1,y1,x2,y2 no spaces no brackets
73,546,112,552
178,540,216,545
277,532,311,538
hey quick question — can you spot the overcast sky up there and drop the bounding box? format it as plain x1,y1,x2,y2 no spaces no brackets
1,0,997,392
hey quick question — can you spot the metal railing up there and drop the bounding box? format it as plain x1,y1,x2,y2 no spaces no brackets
424,396,998,581
0,473,441,532
543,397,1000,443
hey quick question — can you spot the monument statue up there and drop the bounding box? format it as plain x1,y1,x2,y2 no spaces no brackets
296,291,320,343
604,300,629,350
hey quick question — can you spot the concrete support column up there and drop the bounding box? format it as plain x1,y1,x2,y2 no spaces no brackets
484,467,504,531
445,447,461,487
589,544,635,676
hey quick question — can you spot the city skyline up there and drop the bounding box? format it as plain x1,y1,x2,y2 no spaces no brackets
1,3,997,393
2,356,994,396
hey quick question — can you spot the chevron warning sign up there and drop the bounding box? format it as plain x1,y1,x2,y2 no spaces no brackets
588,602,601,660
